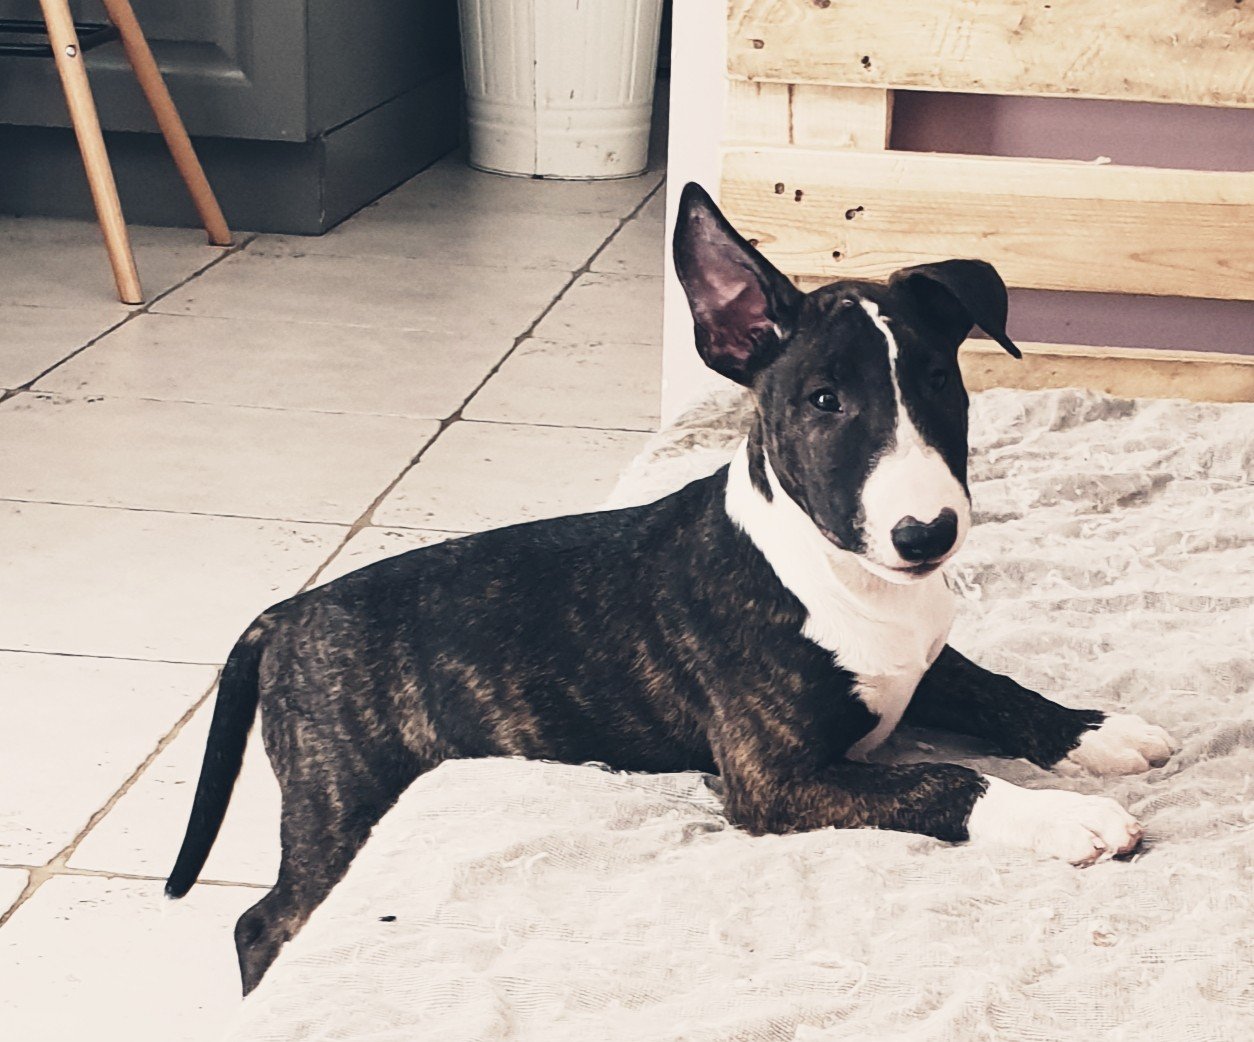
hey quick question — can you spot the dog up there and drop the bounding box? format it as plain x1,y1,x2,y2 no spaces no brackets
167,182,1174,994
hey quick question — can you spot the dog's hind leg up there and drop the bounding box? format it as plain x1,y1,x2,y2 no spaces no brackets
235,866,306,995
236,707,423,994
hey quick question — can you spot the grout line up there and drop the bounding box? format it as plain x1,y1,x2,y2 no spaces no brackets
299,179,666,592
458,416,660,435
0,391,658,428
315,525,467,539
0,671,222,930
11,388,461,421
0,646,219,667
0,495,354,528
0,235,257,406
0,177,667,933
0,419,651,527
0,862,268,891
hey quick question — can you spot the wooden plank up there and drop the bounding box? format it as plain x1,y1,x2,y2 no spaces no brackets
721,148,1254,300
728,0,1254,109
724,81,791,146
724,83,892,148
788,85,892,149
961,341,1254,403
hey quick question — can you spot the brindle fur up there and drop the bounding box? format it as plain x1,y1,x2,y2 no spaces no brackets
907,647,1105,768
168,185,1103,994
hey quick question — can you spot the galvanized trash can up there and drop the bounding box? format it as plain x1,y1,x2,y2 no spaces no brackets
457,0,664,179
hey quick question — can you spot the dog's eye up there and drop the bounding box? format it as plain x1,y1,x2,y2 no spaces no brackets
927,370,949,392
809,389,843,413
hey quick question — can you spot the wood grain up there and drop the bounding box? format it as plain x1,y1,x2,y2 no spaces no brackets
39,0,143,304
960,341,1254,402
100,0,232,246
728,0,1254,109
721,148,1254,299
789,85,893,149
725,81,791,146
725,83,892,149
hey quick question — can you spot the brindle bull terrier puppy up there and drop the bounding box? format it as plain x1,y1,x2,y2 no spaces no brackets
167,183,1174,994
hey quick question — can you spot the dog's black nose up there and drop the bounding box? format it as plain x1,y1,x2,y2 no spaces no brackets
890,509,958,563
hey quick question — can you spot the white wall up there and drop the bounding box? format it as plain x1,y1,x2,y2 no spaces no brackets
660,1,732,424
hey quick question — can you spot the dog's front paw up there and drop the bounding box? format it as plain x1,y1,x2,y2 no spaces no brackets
967,777,1143,866
1064,713,1174,776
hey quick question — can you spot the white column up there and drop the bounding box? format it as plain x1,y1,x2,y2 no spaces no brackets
660,0,732,424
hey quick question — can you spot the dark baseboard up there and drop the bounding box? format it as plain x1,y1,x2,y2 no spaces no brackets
0,71,462,235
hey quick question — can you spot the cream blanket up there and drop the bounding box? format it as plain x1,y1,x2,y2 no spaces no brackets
227,388,1254,1041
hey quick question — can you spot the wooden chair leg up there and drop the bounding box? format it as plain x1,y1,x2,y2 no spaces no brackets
99,0,232,247
38,0,144,304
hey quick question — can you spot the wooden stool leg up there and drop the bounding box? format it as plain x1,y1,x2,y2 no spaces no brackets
99,0,232,247
38,0,143,304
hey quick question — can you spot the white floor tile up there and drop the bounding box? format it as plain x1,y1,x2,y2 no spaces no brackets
37,313,508,418
380,156,662,218
0,217,227,310
0,654,213,866
590,209,665,277
153,249,572,336
0,304,125,389
313,528,464,587
0,875,254,1042
0,869,27,915
533,272,663,347
0,501,344,661
257,207,620,272
0,394,435,523
70,697,280,887
0,154,672,1030
465,338,661,431
638,190,666,223
374,420,651,532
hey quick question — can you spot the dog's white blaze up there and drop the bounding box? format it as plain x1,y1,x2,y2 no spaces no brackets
857,300,971,571
725,442,954,756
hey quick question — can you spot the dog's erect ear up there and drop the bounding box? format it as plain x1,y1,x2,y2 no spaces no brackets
672,182,803,385
890,259,1022,359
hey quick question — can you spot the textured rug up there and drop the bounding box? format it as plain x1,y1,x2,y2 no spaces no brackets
226,388,1254,1042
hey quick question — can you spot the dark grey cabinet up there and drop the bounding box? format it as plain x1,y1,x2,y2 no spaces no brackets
0,0,462,232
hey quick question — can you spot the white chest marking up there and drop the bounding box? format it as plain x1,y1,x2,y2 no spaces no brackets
724,442,955,758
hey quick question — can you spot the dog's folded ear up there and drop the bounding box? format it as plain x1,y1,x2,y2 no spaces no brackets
890,260,1022,359
672,182,803,385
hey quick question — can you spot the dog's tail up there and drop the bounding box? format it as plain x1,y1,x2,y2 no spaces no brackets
165,623,266,899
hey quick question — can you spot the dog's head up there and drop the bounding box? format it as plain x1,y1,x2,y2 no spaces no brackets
673,182,1020,584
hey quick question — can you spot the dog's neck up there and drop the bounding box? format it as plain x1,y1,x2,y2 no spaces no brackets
723,438,955,679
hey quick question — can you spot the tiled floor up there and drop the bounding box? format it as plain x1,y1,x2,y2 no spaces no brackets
0,152,666,1040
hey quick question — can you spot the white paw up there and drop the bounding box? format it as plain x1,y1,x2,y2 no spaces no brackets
1064,713,1174,776
968,777,1144,866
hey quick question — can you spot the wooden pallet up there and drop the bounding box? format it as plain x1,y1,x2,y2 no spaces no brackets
728,0,1254,108
716,0,1254,401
